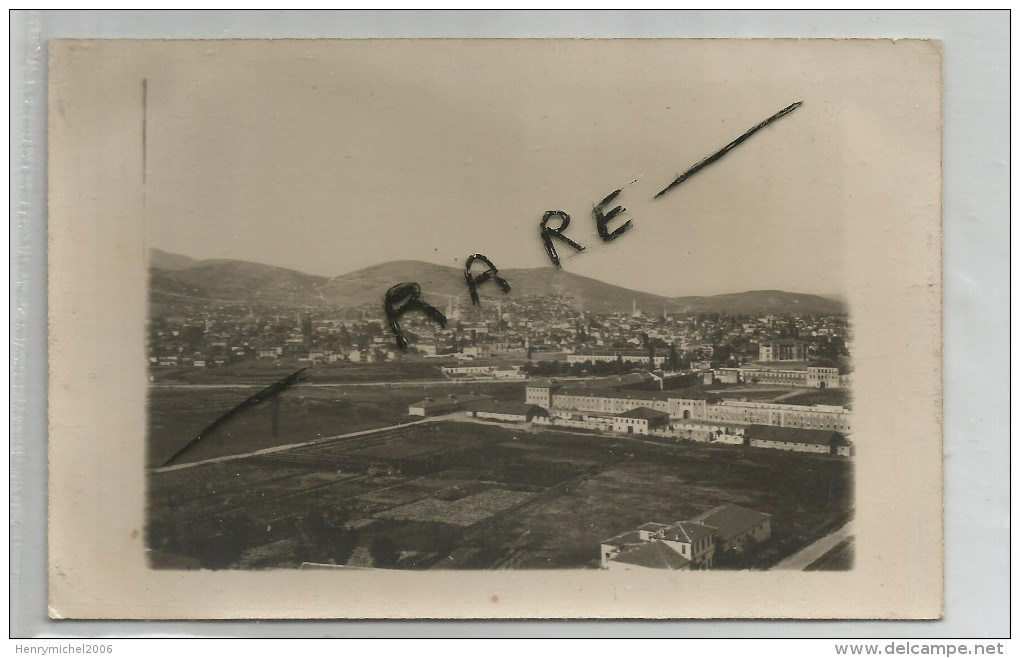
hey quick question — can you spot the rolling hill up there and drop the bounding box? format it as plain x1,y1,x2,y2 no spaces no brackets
149,249,845,315
671,290,845,315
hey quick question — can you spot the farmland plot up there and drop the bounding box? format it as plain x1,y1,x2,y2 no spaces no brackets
375,489,533,526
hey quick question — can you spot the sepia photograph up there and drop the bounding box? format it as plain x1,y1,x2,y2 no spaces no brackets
47,37,942,618
141,41,853,574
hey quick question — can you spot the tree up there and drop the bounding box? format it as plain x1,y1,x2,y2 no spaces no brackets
667,344,680,371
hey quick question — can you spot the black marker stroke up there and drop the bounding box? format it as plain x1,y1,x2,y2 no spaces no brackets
655,101,803,199
539,210,585,269
385,281,447,350
160,367,310,467
593,188,632,242
464,253,511,306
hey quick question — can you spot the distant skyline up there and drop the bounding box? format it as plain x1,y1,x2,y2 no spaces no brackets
144,40,853,298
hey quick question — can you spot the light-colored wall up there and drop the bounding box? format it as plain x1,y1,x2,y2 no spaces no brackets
534,389,850,431
749,439,829,454
611,418,649,434
474,411,528,423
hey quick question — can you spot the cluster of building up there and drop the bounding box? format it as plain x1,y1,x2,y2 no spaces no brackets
149,289,851,377
600,504,773,571
406,380,852,456
707,364,849,389
567,348,668,368
526,384,852,431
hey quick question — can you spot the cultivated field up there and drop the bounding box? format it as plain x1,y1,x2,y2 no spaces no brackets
148,419,853,571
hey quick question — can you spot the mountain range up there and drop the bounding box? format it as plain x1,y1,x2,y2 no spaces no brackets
149,248,845,316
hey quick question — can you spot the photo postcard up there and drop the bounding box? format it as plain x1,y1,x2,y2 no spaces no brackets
47,38,942,619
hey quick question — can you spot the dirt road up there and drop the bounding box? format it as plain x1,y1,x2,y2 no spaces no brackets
770,519,855,571
149,413,461,474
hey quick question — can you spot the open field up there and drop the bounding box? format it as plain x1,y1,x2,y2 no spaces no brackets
150,359,448,385
148,420,853,571
147,381,526,467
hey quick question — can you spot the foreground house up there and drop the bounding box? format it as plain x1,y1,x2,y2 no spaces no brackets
600,504,772,570
603,539,691,571
689,504,772,554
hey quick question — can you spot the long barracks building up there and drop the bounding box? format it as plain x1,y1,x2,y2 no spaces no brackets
525,384,851,433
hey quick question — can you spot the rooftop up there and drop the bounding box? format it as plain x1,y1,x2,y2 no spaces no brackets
555,386,677,402
689,505,772,542
600,530,644,548
611,540,691,570
744,424,849,446
616,407,671,421
659,521,715,544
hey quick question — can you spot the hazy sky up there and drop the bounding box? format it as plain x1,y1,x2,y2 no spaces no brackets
143,40,857,297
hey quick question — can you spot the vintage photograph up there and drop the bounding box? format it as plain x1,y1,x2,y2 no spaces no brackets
47,37,942,619
142,40,854,573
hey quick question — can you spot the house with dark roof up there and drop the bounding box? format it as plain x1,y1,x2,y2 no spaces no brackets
611,406,670,435
637,522,668,540
744,424,851,455
599,530,645,569
600,504,773,570
689,504,773,554
606,540,691,572
656,521,717,568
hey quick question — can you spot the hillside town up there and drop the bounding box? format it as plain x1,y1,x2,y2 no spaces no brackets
148,293,852,378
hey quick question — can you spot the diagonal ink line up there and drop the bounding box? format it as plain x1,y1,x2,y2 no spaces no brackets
655,101,803,199
160,367,310,467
